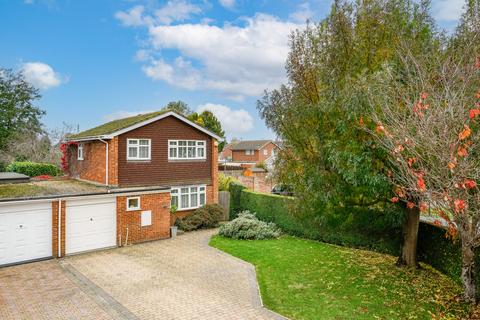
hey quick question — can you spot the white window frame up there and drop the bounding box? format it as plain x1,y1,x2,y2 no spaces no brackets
77,144,84,160
126,196,141,211
245,149,254,155
263,149,268,156
168,140,206,160
127,138,151,161
170,185,206,211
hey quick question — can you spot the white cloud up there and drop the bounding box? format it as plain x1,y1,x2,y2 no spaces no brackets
115,5,148,27
197,103,253,135
115,1,201,27
432,0,465,22
20,62,64,90
289,2,314,23
219,0,235,10
104,110,154,122
154,0,202,25
141,14,303,98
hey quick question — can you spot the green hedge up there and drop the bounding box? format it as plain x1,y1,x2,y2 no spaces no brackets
6,161,60,177
229,183,402,255
229,182,480,292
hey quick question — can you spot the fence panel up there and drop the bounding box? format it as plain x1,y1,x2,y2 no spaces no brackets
218,191,230,221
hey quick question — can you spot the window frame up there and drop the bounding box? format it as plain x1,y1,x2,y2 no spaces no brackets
126,138,151,161
263,149,268,156
170,185,206,211
245,149,254,155
126,196,141,211
77,144,84,160
168,140,206,160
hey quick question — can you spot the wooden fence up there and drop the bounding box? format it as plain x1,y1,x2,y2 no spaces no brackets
218,191,230,221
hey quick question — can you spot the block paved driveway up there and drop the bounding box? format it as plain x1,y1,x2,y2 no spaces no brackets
0,229,285,320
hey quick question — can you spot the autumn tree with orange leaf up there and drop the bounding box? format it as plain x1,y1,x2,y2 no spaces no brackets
367,32,480,301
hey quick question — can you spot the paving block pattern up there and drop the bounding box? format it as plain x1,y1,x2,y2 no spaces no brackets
66,229,284,320
0,260,112,320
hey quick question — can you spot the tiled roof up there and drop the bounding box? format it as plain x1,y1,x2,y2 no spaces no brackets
230,140,273,151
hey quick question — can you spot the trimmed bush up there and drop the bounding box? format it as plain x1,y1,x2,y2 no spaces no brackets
229,182,402,254
6,161,60,177
219,210,281,239
176,204,223,231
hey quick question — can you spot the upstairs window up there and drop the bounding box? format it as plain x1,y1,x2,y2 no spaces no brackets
263,149,268,156
127,139,151,160
245,149,254,155
169,140,206,160
77,144,84,160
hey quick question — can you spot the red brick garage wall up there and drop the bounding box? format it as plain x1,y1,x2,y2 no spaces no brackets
117,192,171,245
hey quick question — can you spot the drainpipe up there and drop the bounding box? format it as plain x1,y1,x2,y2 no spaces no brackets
58,199,62,258
99,139,109,186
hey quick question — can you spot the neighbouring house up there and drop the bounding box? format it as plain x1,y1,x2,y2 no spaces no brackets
218,141,236,162
229,140,278,166
0,110,221,266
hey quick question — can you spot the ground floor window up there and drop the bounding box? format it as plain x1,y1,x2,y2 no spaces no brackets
171,185,206,210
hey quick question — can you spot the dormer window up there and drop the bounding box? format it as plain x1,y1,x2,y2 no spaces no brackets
127,139,151,161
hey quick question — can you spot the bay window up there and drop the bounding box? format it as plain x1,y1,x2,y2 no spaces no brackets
169,140,206,160
170,185,206,210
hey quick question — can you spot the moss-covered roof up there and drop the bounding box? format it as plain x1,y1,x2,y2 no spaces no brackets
67,110,168,140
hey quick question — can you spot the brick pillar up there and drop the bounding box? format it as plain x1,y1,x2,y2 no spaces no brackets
51,200,66,258
211,138,219,203
109,137,119,186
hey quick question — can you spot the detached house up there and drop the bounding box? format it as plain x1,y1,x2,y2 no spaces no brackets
0,111,221,266
229,140,278,166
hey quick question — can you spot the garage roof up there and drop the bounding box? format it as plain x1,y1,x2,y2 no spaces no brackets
0,179,169,202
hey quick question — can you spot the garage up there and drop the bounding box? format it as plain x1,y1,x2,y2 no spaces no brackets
0,201,52,266
66,196,117,255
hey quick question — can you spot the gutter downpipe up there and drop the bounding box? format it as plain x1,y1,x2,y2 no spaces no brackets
58,199,62,258
99,138,109,186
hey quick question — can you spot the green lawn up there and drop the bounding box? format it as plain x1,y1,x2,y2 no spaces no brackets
210,235,469,320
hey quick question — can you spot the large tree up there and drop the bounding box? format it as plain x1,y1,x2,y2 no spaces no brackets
0,68,44,151
257,0,440,266
162,100,193,116
189,110,226,151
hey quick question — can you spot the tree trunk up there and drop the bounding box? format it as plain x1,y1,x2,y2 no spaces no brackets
397,207,420,267
461,240,477,302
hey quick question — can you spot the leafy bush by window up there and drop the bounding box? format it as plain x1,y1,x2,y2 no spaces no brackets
6,161,60,177
219,210,281,240
218,173,239,191
176,203,223,231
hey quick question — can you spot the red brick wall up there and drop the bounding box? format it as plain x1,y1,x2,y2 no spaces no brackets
231,142,277,164
67,141,107,185
117,192,171,245
51,200,66,258
231,149,259,163
117,116,213,187
258,142,277,162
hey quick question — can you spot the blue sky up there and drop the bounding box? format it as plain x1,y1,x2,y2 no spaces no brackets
0,0,465,141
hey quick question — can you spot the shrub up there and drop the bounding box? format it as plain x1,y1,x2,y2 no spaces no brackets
176,204,224,231
219,210,281,240
6,161,60,177
218,173,239,191
0,161,6,172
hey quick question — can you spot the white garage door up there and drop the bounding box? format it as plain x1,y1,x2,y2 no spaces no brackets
0,201,52,266
66,196,117,255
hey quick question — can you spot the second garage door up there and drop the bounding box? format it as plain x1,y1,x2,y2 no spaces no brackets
66,196,117,255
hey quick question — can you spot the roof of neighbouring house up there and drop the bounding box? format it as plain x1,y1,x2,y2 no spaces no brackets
230,140,275,151
66,110,223,141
